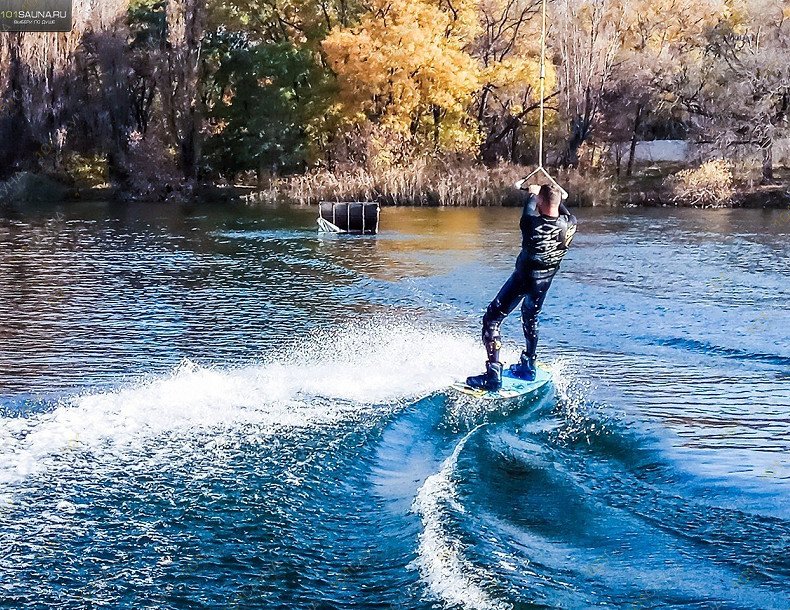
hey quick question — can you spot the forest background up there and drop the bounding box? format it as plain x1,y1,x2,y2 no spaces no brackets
1,0,788,207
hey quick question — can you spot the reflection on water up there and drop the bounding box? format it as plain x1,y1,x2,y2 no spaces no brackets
0,201,788,609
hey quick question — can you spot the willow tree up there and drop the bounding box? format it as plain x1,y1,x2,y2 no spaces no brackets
551,0,629,167
157,0,207,185
0,0,130,178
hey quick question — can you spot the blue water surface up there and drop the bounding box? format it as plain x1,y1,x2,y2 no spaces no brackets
0,203,788,609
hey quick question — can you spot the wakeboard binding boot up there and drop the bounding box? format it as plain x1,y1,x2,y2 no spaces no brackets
509,350,537,381
466,361,503,391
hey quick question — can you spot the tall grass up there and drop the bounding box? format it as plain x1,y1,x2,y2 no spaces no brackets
248,161,616,207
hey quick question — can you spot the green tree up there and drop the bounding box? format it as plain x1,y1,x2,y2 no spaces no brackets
203,35,331,179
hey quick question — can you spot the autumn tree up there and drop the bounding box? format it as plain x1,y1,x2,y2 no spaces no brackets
2,0,787,199
604,0,723,174
322,0,481,164
470,0,553,163
549,0,728,170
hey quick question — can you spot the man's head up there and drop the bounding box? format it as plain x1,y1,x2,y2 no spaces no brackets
538,184,562,215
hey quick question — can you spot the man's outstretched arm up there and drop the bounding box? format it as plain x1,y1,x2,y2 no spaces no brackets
522,184,540,218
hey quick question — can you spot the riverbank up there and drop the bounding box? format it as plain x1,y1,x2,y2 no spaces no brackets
2,164,789,210
247,163,790,208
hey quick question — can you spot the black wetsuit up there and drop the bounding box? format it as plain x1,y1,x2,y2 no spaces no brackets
481,193,577,365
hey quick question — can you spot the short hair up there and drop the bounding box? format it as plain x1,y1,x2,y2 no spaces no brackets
539,184,562,207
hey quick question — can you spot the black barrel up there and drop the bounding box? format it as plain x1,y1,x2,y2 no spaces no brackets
318,202,380,235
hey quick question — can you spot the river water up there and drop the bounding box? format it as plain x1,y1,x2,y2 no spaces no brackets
0,202,788,609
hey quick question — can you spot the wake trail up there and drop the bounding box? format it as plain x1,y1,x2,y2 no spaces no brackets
411,424,513,610
0,320,482,493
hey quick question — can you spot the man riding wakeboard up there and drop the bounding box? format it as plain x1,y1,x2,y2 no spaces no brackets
466,182,577,391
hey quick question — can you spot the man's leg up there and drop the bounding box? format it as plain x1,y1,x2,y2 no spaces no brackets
511,270,557,380
466,273,527,390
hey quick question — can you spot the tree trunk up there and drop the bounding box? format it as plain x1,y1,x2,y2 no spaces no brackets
559,116,588,168
761,141,774,184
432,105,441,149
509,120,520,163
257,158,275,189
106,148,132,193
627,103,644,177
164,0,206,187
181,110,198,181
0,34,42,175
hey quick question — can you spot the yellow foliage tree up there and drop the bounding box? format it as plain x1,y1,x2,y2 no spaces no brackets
322,0,481,162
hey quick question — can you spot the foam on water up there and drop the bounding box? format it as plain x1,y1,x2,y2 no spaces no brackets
0,321,482,490
411,426,512,610
546,356,613,445
410,358,601,610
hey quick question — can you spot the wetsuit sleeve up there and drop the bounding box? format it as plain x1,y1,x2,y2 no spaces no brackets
559,202,577,230
522,193,538,218
561,213,577,248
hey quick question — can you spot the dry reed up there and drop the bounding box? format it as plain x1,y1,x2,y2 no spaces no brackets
248,161,614,207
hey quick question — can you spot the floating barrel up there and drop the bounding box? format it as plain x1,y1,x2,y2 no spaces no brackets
317,201,380,235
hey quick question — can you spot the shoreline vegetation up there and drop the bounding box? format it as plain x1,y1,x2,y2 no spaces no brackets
243,162,790,208
1,0,789,211
1,162,789,210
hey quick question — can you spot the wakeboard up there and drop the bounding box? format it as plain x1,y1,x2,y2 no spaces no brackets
452,365,552,400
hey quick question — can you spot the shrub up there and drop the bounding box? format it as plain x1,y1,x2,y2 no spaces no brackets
62,153,109,189
666,159,734,208
123,131,184,202
554,168,616,207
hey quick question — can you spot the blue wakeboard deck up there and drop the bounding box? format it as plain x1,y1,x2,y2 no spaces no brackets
452,365,552,400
